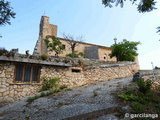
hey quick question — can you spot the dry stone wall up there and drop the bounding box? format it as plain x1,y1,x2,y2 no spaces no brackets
0,62,42,102
0,61,139,103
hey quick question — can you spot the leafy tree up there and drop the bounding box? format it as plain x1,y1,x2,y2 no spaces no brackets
44,35,64,56
0,0,16,26
102,0,157,13
63,33,84,58
66,51,84,58
109,39,140,61
157,26,160,34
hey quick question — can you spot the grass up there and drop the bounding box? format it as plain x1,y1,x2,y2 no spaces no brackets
27,90,55,103
59,85,68,90
57,101,70,107
27,85,71,103
118,78,160,116
93,91,98,97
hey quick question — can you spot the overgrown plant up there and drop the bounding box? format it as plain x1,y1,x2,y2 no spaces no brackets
27,90,60,103
66,51,84,58
44,35,64,56
41,53,48,60
131,102,144,114
0,48,8,56
135,78,152,94
118,78,160,115
40,76,60,91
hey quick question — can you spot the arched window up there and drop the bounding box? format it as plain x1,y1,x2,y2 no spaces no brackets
103,54,107,60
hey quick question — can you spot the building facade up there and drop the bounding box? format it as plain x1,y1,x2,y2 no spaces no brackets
33,16,116,61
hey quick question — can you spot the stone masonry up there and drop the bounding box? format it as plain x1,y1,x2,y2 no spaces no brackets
0,55,139,103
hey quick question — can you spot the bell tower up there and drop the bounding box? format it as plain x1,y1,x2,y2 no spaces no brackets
33,16,57,55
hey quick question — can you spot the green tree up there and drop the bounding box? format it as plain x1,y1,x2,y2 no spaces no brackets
157,26,160,34
102,0,157,13
0,0,16,26
109,39,140,61
44,35,64,56
66,51,84,58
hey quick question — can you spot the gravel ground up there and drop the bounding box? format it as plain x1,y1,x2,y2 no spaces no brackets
0,76,133,120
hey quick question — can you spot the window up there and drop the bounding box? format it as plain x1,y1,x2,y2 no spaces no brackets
15,64,41,83
62,44,66,50
72,69,81,73
103,54,107,60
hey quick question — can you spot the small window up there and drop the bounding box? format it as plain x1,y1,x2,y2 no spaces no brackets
15,64,41,83
103,54,107,60
72,69,81,73
62,44,66,50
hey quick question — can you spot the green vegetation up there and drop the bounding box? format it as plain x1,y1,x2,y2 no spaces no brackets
62,33,84,58
0,48,8,56
27,85,69,103
40,53,48,60
0,0,16,26
102,0,157,13
27,90,55,103
44,35,64,56
59,85,68,90
40,77,60,91
118,91,137,101
155,66,160,69
136,78,152,94
131,102,144,114
110,39,140,61
66,51,84,58
57,101,70,107
93,91,98,97
118,78,160,115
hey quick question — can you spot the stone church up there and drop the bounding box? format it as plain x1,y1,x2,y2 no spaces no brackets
33,16,116,61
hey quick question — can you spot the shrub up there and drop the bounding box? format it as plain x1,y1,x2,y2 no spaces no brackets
0,48,9,56
118,93,137,101
41,53,48,60
135,78,152,94
40,77,60,91
93,92,98,97
131,102,144,113
66,51,84,58
59,85,68,90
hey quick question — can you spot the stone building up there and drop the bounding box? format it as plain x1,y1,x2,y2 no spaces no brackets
33,16,116,61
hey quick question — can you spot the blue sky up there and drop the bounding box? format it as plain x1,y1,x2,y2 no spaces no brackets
0,0,160,70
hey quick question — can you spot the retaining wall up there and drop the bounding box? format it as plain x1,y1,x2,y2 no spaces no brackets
0,57,139,102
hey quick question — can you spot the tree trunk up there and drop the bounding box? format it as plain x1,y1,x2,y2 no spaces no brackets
72,49,75,58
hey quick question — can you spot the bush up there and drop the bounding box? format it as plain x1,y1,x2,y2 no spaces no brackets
118,93,137,101
0,48,9,56
65,51,84,58
131,102,144,113
135,78,152,94
41,53,48,60
40,77,60,91
59,85,68,90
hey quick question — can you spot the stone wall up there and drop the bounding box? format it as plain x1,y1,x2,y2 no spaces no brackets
0,62,42,102
133,70,160,90
0,60,139,103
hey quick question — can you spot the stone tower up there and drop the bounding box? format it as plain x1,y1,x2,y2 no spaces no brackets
33,16,57,55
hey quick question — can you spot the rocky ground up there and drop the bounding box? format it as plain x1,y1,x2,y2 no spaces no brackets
0,76,135,120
